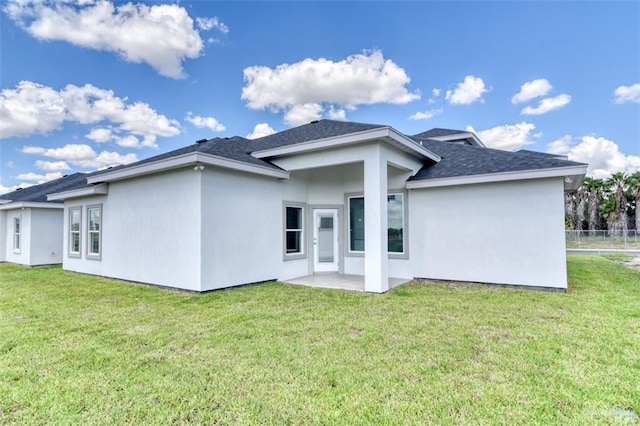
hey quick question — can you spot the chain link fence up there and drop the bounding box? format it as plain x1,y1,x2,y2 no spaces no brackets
566,230,640,250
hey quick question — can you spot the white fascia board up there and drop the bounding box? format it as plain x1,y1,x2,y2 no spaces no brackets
47,183,109,201
0,201,64,210
0,199,11,204
87,152,289,185
406,165,588,189
252,127,441,162
198,153,289,179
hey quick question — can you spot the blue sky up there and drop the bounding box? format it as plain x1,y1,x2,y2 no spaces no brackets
1,0,639,193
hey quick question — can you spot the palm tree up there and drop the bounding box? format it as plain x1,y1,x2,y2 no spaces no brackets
564,191,577,229
601,172,629,235
628,171,640,230
581,177,604,233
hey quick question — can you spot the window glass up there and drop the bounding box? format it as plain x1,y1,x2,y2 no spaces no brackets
348,194,405,253
349,197,365,251
69,208,81,255
285,206,303,254
89,209,101,231
387,194,404,253
13,217,20,251
87,206,101,258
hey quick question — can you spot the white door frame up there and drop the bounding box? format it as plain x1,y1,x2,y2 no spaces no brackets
312,208,339,272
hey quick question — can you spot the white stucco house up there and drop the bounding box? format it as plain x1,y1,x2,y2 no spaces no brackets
0,173,88,266
46,120,587,293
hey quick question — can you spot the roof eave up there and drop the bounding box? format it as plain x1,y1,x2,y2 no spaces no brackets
252,127,441,162
406,164,588,189
0,201,64,210
47,183,109,201
86,152,289,185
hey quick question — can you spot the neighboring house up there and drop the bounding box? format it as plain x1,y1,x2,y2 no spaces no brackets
46,120,587,292
0,173,88,266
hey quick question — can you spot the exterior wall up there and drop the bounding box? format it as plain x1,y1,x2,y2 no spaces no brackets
28,209,64,265
200,167,308,291
409,178,568,289
63,169,202,291
4,208,31,265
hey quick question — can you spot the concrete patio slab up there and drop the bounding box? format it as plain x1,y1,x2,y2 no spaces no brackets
285,273,411,292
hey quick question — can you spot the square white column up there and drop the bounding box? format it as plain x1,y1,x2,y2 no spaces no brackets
364,147,388,293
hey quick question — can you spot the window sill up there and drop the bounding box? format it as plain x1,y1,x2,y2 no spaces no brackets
283,253,306,261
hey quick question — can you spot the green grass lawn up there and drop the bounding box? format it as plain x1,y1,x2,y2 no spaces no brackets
1,256,639,425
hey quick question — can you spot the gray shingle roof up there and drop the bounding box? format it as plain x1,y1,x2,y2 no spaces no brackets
0,173,89,203
409,136,586,181
81,119,586,186
248,119,387,152
90,136,283,179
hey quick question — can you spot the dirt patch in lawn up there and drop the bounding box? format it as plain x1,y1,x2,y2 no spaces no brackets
611,256,640,272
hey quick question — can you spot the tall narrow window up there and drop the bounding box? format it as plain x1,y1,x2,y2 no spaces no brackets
387,194,404,253
285,205,303,255
69,207,81,257
349,197,365,251
348,193,405,254
87,204,102,259
13,217,21,252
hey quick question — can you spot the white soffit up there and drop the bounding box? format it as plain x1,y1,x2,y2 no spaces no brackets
406,165,588,189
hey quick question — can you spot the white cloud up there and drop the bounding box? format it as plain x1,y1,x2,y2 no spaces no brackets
284,103,323,126
327,106,346,121
3,0,226,78
432,88,441,97
546,135,640,179
467,122,538,151
113,135,141,148
445,75,488,105
511,79,553,104
409,109,442,120
14,171,63,183
521,94,571,115
246,123,276,139
35,160,70,172
85,127,113,143
0,178,32,196
241,50,419,125
196,17,228,34
614,83,640,104
0,81,180,147
546,135,573,155
21,143,138,169
0,80,66,137
185,113,226,132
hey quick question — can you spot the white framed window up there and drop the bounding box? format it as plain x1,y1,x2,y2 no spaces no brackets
387,193,405,254
69,207,81,258
86,204,102,260
283,203,305,260
13,216,21,253
347,192,406,255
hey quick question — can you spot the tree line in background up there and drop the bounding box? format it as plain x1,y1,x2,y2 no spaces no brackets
565,172,640,233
